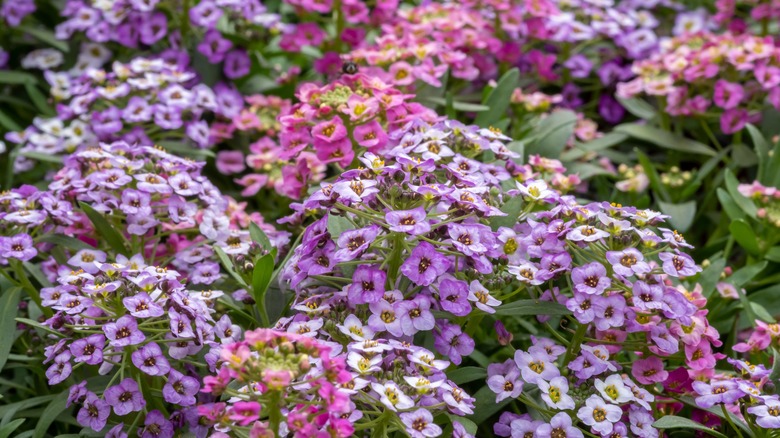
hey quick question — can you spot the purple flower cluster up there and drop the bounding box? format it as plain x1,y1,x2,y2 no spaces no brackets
0,140,289,286
45,258,236,437
0,0,35,27
6,56,241,171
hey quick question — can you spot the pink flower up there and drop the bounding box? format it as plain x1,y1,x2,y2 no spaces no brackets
720,108,748,134
343,95,379,122
353,120,388,151
312,119,348,144
632,356,669,384
713,80,744,109
216,151,246,175
228,401,261,426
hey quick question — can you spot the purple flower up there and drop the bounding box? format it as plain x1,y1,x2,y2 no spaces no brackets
46,351,72,385
567,293,596,324
577,395,622,435
123,97,152,123
367,300,404,337
223,49,251,79
567,225,610,242
537,412,584,438
433,320,474,365
139,410,174,438
400,242,451,286
593,294,626,331
632,281,667,311
335,225,379,262
437,277,471,317
571,262,611,295
168,173,202,197
191,261,221,285
568,347,611,380
606,248,650,277
70,334,105,365
449,223,488,256
123,293,164,318
77,392,110,432
198,30,232,63
104,378,145,415
659,252,701,277
693,380,744,408
347,265,386,304
397,295,435,335
386,207,431,235
104,315,146,347
0,233,37,261
514,350,560,384
748,397,780,428
131,342,171,376
487,359,523,402
163,369,200,406
400,409,442,438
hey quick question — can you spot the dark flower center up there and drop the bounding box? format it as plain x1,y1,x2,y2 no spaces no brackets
593,408,607,422
418,257,431,274
347,236,365,251
119,391,132,402
584,276,599,288
116,327,131,339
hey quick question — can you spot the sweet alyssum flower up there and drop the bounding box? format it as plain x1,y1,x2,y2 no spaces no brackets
42,258,236,436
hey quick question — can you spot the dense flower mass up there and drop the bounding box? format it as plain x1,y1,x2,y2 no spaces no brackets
3,0,780,437
618,32,780,133
7,56,241,171
43,259,233,436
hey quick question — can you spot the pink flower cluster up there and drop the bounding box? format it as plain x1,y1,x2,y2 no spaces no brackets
739,180,780,227
618,32,780,134
349,2,504,87
275,72,436,199
199,328,355,438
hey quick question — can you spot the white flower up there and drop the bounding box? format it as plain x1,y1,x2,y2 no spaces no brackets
595,374,635,404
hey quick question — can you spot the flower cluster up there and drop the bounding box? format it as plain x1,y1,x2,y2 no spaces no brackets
276,73,437,199
480,190,724,436
0,0,35,27
42,259,235,437
199,328,354,437
618,32,780,134
0,141,289,286
349,2,504,87
739,180,780,227
6,56,241,171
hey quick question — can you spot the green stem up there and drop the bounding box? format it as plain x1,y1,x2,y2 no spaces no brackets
562,323,588,366
721,404,745,438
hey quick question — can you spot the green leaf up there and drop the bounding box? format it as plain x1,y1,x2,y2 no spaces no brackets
489,196,524,231
635,148,670,203
24,83,54,117
565,162,613,180
525,110,577,158
506,141,524,163
751,302,776,323
616,124,717,157
470,385,512,425
748,123,770,168
157,141,215,159
17,25,69,52
79,202,129,256
724,169,757,218
447,367,487,385
729,261,767,288
32,390,70,438
15,318,66,338
0,419,25,438
249,222,273,252
766,135,780,187
494,300,571,316
0,288,21,372
0,109,21,131
616,96,657,120
699,257,726,298
474,68,519,128
680,150,730,199
213,246,248,287
652,416,729,438
561,132,628,161
448,415,478,436
657,201,696,233
766,246,780,262
327,213,354,240
35,234,95,252
717,188,745,221
19,150,63,164
0,71,36,85
252,254,274,326
729,219,761,256
24,262,52,288
422,97,489,112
